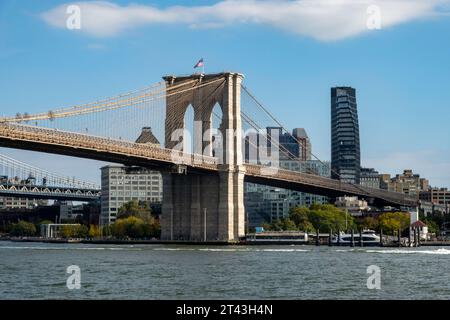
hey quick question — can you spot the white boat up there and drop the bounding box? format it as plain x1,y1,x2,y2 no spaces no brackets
246,231,309,244
331,229,380,246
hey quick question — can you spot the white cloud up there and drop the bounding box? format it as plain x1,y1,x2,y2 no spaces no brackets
40,0,449,41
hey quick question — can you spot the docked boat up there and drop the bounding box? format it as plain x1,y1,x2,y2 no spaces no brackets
245,231,308,245
331,229,380,246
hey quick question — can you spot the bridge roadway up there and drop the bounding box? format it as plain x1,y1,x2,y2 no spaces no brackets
0,123,417,207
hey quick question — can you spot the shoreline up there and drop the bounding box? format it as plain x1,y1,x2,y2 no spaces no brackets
2,237,450,247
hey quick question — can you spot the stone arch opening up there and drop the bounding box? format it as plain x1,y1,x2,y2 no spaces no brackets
182,104,195,154
210,103,223,159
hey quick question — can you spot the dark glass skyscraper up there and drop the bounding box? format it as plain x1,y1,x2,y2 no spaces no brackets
331,87,361,184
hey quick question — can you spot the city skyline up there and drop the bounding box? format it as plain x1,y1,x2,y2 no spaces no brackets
1,0,449,187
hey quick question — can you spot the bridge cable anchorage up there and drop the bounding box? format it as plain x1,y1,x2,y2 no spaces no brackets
240,84,405,202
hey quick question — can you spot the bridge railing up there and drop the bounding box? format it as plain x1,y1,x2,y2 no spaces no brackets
245,164,417,206
0,123,219,171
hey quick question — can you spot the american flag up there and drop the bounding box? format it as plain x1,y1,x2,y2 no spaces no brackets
194,58,204,68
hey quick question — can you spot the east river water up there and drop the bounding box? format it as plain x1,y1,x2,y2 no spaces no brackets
1,241,450,299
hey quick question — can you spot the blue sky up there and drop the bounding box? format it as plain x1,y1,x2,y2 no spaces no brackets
0,0,449,187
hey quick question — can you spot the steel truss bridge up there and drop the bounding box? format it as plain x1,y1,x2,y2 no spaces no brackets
0,153,100,201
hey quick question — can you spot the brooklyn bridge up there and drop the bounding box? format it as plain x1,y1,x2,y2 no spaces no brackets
0,72,417,242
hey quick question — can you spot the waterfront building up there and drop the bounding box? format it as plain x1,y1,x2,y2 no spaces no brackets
100,165,163,225
379,173,393,191
100,127,163,225
331,87,361,184
0,196,47,210
381,169,429,199
419,201,448,216
360,168,381,189
420,188,450,213
59,202,84,221
334,196,369,216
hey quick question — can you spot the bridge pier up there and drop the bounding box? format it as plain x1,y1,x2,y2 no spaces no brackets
160,73,246,242
160,166,245,242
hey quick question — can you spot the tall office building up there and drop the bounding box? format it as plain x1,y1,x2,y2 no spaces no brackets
246,127,312,163
331,87,361,184
292,128,311,161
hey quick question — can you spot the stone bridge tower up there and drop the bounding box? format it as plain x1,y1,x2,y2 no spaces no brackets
160,73,246,242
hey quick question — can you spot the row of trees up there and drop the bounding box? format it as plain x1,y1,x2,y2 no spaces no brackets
3,201,161,239
263,204,411,234
263,204,355,232
60,225,89,238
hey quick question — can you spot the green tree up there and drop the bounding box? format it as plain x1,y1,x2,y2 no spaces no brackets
61,225,74,238
88,225,101,238
422,217,439,235
358,216,379,231
60,225,88,239
420,213,445,235
289,207,314,232
110,219,127,238
76,225,88,238
282,218,298,231
270,218,298,231
378,212,410,234
10,221,36,236
102,224,112,237
307,204,355,232
109,215,161,239
118,200,153,222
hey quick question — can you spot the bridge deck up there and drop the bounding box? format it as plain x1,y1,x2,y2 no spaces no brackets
0,123,417,207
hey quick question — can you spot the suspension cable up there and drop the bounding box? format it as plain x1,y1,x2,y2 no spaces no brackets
241,84,371,196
